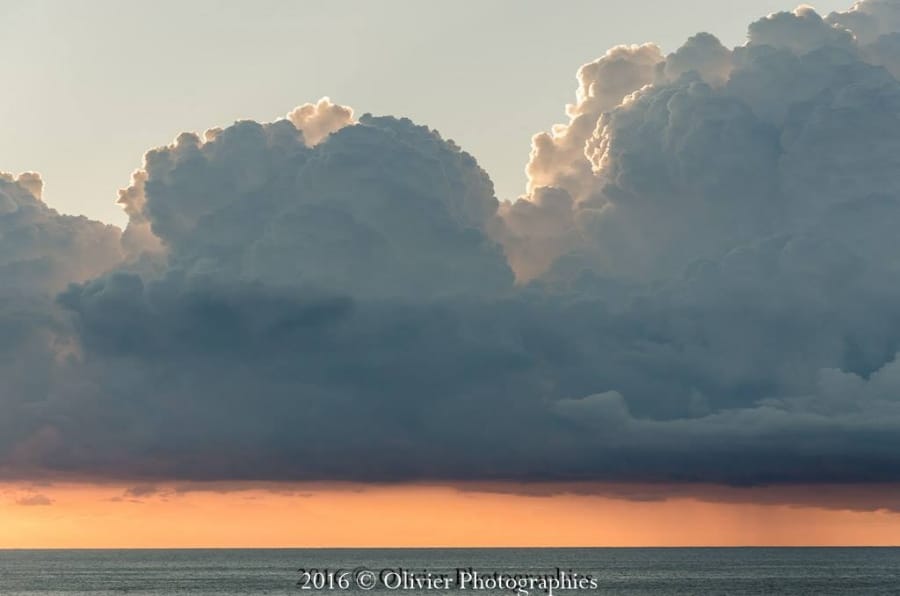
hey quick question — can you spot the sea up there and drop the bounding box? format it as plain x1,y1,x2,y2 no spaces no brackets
0,548,899,595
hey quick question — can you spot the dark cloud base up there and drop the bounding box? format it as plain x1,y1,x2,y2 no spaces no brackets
4,1,900,497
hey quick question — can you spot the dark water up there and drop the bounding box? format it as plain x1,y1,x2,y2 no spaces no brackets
0,548,898,595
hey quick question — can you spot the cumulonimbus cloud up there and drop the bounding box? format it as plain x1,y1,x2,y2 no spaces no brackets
3,1,900,498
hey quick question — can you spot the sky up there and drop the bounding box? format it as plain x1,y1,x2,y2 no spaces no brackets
1,0,851,226
5,482,900,548
5,0,900,547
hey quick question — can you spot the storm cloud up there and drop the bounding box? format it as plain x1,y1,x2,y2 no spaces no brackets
4,1,900,493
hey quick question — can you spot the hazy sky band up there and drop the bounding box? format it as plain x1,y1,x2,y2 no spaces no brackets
6,481,900,548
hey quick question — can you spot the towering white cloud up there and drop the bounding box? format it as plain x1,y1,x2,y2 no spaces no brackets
4,1,900,495
828,0,900,43
504,0,900,282
116,111,512,299
748,5,855,54
286,97,355,146
660,32,733,86
524,44,663,204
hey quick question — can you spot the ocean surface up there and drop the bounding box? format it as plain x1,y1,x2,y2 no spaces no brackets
1,548,899,595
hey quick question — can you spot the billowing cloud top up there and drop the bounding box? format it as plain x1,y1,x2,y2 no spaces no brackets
0,173,122,294
4,0,900,493
118,111,511,299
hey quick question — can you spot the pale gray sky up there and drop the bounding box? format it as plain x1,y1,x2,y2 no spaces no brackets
1,0,852,226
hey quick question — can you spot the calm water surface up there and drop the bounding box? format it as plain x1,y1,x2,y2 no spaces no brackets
0,548,898,595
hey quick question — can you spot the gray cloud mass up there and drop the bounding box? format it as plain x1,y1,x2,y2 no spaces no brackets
4,0,900,491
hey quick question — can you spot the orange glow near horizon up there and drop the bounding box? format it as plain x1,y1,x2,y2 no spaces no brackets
2,482,899,549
